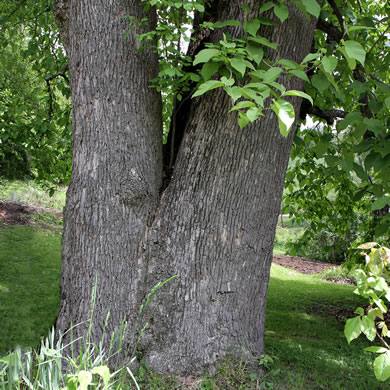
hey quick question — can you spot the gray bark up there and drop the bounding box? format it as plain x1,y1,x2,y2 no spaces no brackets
54,0,317,375
54,0,162,348
142,1,317,374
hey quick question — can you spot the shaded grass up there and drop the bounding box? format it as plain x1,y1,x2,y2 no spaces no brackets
0,225,61,355
266,265,383,389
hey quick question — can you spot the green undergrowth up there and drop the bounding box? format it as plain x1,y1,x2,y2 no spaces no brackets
273,219,305,255
0,225,61,355
316,264,356,284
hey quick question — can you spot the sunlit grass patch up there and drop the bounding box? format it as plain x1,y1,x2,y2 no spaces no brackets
0,179,66,212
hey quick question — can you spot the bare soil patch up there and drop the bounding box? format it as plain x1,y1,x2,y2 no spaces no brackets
272,254,335,275
0,201,62,227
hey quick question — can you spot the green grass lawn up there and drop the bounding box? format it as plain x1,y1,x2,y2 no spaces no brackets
266,265,382,389
0,226,61,355
0,225,383,388
0,181,385,388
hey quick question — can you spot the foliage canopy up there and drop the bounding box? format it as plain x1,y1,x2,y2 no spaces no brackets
1,0,389,242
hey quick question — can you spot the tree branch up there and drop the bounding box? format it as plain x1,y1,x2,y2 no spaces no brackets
44,65,69,121
300,100,346,124
370,74,390,89
326,0,345,34
316,19,343,42
7,0,28,19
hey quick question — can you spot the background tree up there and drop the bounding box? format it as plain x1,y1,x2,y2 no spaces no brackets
283,0,389,262
0,0,71,186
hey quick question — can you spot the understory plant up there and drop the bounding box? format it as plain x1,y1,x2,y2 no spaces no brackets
0,276,175,389
345,243,390,382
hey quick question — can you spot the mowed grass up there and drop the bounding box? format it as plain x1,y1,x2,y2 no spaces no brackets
0,225,61,355
0,227,383,388
0,181,385,387
266,265,382,389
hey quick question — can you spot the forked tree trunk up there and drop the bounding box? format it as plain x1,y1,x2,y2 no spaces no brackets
54,0,316,375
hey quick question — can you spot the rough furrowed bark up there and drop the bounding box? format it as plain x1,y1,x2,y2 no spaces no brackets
54,0,317,376
54,0,162,349
141,0,317,374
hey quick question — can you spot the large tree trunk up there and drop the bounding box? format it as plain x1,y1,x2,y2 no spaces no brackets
54,0,163,345
54,0,316,375
142,2,316,373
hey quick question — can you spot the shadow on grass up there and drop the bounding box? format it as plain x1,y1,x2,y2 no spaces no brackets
266,265,383,389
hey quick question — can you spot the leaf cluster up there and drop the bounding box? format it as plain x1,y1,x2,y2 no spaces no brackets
345,243,390,382
0,0,72,185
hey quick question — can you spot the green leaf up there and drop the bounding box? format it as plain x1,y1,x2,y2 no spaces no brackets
246,43,264,65
284,90,313,105
371,197,390,211
263,67,283,82
347,25,375,32
301,0,321,18
321,55,338,74
238,112,250,128
192,80,224,98
194,3,205,12
259,2,276,13
301,52,320,63
344,316,362,344
374,351,390,382
257,16,278,26
221,76,235,87
337,112,362,131
78,370,92,390
229,101,256,112
361,316,376,341
365,346,389,354
225,86,242,103
344,40,366,66
247,106,262,122
278,59,300,69
289,70,310,83
364,118,385,135
193,49,221,66
231,58,246,77
244,19,261,37
274,5,289,22
91,366,110,388
311,73,330,94
385,96,390,110
248,36,278,50
354,307,365,316
339,46,357,70
271,99,295,137
201,62,219,81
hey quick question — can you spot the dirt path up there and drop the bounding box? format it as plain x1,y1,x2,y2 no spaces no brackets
272,254,336,275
